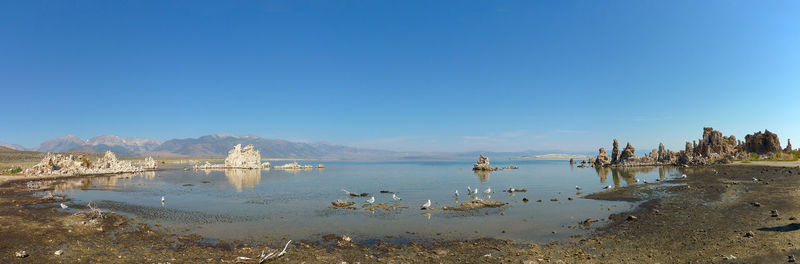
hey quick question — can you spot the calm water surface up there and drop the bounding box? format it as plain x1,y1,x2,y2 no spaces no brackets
46,160,691,243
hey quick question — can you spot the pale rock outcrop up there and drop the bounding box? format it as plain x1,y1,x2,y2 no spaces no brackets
274,161,313,170
141,156,158,170
194,144,268,169
26,151,156,176
594,148,610,166
225,144,261,169
472,155,497,171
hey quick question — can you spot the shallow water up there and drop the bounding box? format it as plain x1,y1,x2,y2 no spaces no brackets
46,160,691,243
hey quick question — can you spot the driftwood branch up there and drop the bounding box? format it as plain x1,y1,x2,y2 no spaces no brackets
259,240,291,263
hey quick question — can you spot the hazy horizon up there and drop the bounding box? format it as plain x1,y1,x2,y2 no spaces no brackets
2,1,799,153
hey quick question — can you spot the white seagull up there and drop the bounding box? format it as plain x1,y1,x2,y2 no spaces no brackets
392,193,401,201
454,190,459,197
366,196,375,204
603,185,612,189
60,203,68,209
341,189,353,196
473,188,478,195
484,187,492,194
681,174,687,178
421,199,432,210
635,179,640,183
467,186,472,194
161,196,165,203
752,177,759,182
575,186,582,190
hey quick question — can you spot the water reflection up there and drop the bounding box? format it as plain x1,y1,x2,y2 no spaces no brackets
597,166,688,186
224,169,261,192
473,170,491,182
48,172,151,193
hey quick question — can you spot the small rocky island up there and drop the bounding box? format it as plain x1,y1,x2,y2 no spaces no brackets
472,155,498,171
194,144,319,170
195,144,270,169
588,127,795,167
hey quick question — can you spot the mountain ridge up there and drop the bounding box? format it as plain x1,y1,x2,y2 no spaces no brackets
7,134,588,160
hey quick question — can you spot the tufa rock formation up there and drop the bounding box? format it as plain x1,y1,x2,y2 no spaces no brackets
697,127,738,158
472,155,497,171
595,127,754,167
195,144,272,170
744,130,782,154
26,151,156,176
594,148,610,166
618,142,637,163
224,144,262,169
786,139,793,152
274,161,314,170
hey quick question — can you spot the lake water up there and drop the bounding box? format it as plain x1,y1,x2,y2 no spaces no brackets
44,160,691,243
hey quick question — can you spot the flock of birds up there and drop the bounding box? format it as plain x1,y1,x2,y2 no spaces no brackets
342,186,494,209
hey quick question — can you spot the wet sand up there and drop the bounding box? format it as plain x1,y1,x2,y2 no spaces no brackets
2,163,800,263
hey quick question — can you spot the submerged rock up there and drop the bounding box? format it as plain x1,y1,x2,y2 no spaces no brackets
331,200,355,208
443,199,507,210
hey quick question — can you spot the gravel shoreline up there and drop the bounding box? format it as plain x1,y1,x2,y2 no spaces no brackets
1,163,799,263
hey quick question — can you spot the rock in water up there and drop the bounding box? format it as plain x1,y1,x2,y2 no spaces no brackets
224,144,262,169
331,200,355,208
473,155,496,171
745,130,782,154
594,147,610,166
141,156,158,170
611,139,620,164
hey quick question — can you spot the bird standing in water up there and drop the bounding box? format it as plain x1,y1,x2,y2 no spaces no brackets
421,199,431,209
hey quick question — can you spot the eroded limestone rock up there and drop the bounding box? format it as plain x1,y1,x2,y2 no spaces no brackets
224,144,261,169
594,148,610,166
745,130,782,154
473,155,497,171
26,151,156,176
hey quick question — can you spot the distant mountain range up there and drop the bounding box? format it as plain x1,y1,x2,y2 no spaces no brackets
0,134,590,160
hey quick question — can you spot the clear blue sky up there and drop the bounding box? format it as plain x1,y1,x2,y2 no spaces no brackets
2,1,799,153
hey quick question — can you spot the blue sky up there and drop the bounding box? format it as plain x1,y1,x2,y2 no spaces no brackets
1,1,799,153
